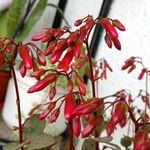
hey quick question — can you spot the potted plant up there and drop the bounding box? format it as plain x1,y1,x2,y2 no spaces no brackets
1,14,150,150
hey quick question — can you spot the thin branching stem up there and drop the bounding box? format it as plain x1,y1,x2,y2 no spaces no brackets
11,65,23,144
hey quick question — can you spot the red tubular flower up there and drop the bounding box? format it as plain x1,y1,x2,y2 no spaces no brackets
28,73,57,93
73,116,81,137
112,101,127,125
127,65,136,73
79,26,87,41
30,69,47,79
100,18,118,39
58,48,74,71
18,44,33,69
112,19,125,31
45,41,56,56
50,40,66,64
64,93,75,120
19,61,26,77
76,75,86,96
31,32,46,41
50,49,63,64
81,116,100,138
67,79,73,92
134,130,150,150
104,34,112,48
49,87,56,100
138,68,147,80
73,39,82,57
74,19,83,26
37,50,46,66
53,28,64,39
85,16,94,29
119,116,127,128
111,38,121,50
48,108,60,123
66,32,78,45
32,29,54,42
106,119,115,136
38,101,56,120
73,98,103,116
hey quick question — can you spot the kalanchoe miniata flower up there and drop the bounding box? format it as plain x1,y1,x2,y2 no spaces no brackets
30,69,47,80
74,19,83,26
134,130,150,150
38,101,56,120
31,28,54,42
99,18,118,39
57,48,74,71
138,68,147,80
48,107,60,123
73,98,103,116
64,93,75,120
45,41,57,56
104,34,112,48
49,87,56,100
19,61,26,77
112,19,126,31
111,101,127,125
37,50,46,66
73,116,81,137
81,116,100,138
66,32,78,45
18,44,33,70
106,119,115,136
67,79,74,92
76,74,86,95
28,73,57,93
111,38,121,50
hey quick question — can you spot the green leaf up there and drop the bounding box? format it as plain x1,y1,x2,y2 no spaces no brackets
89,136,113,143
0,10,9,36
3,141,30,150
16,0,48,42
6,0,26,37
23,114,46,139
4,135,60,150
82,139,96,150
120,136,132,148
26,134,59,150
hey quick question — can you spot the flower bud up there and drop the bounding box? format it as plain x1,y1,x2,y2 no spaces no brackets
73,116,81,137
64,93,75,120
81,116,100,138
48,108,60,123
28,73,57,93
138,68,147,80
112,19,125,31
18,44,33,69
104,34,112,48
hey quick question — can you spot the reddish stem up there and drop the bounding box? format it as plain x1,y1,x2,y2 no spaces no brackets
11,65,23,144
85,31,99,150
68,120,74,150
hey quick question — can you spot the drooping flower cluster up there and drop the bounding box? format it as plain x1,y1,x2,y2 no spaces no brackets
122,56,150,80
25,15,125,139
30,15,125,72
